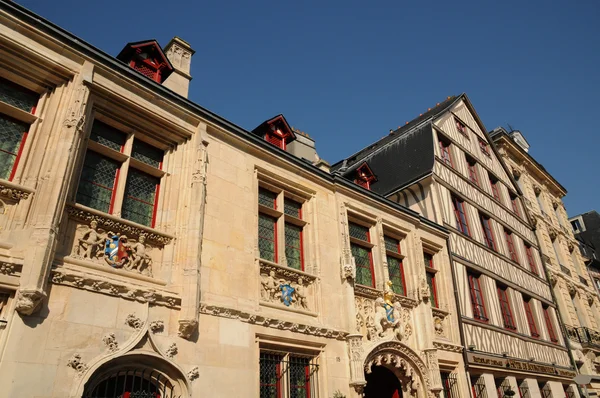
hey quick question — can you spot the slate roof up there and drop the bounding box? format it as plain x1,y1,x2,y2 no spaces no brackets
332,95,462,196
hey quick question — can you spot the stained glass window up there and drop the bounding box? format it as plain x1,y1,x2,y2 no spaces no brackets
424,252,438,307
259,214,277,262
76,150,119,213
349,222,373,287
349,223,369,241
385,236,405,296
259,188,277,209
89,121,126,152
284,198,301,218
121,168,159,226
0,77,37,112
0,116,27,180
285,223,302,270
132,139,163,168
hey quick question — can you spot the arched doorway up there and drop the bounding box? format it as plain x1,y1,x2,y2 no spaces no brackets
364,366,402,398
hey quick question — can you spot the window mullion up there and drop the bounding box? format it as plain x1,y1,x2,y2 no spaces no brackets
111,157,130,216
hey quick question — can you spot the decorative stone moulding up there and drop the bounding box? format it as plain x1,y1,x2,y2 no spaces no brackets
533,185,542,195
67,354,88,375
0,261,21,276
66,204,173,246
432,342,463,353
0,180,32,202
511,167,522,179
354,284,418,309
149,320,164,333
49,268,181,309
187,366,199,381
199,303,348,341
548,228,558,241
259,259,316,312
125,314,144,330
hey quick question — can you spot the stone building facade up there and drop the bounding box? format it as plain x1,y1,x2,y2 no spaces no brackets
492,128,600,394
333,95,579,397
0,1,467,397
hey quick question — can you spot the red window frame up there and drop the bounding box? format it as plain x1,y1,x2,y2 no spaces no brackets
523,298,539,338
479,138,490,156
439,139,453,167
385,236,407,296
511,195,521,217
543,306,558,343
121,168,161,227
504,230,520,264
455,117,467,135
3,104,36,182
349,223,375,288
497,285,516,330
265,131,286,149
452,195,471,236
284,202,304,271
467,159,479,186
480,213,496,251
468,273,488,322
424,252,439,307
525,244,538,275
490,178,501,202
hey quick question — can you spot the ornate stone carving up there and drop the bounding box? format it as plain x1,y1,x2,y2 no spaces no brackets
63,83,89,133
103,333,119,352
15,289,45,316
567,282,577,296
568,240,575,253
67,205,172,246
188,366,199,381
165,343,178,358
548,270,558,286
587,292,595,306
533,185,542,195
0,262,15,275
433,317,444,336
149,320,164,333
199,303,348,340
432,342,463,353
49,269,180,309
259,260,315,310
74,221,104,260
424,349,442,392
67,354,88,375
511,167,521,179
347,334,366,387
178,319,198,339
355,287,411,343
548,228,558,241
125,314,143,330
0,182,31,201
419,278,431,303
339,203,355,281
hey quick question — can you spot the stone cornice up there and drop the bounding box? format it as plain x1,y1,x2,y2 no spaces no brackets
199,303,349,340
433,341,463,353
66,203,174,246
0,179,33,202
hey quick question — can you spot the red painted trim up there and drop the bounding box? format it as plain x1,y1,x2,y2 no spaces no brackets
299,207,304,271
439,140,453,167
469,273,488,322
480,214,496,251
273,219,278,263
525,245,538,275
468,160,479,186
151,180,160,228
276,362,281,398
108,167,120,214
497,286,516,330
366,230,375,288
9,130,28,181
543,306,558,342
523,299,539,337
431,273,439,307
504,230,519,264
305,363,311,398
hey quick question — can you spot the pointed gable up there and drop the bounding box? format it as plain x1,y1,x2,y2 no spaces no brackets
251,114,296,150
353,162,377,190
117,40,174,84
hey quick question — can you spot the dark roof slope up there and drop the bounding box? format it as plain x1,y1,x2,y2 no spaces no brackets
331,95,460,173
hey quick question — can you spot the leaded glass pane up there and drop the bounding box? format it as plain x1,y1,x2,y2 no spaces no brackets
121,169,159,226
349,222,369,241
259,352,282,398
352,243,373,286
259,213,276,262
0,77,37,112
384,236,400,253
285,223,302,270
0,115,27,180
259,188,277,209
284,198,302,218
387,257,405,295
290,356,310,398
132,139,163,168
89,121,126,151
427,273,437,306
424,252,433,268
76,151,119,213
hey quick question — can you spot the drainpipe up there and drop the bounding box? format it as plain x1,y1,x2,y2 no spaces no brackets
446,238,475,398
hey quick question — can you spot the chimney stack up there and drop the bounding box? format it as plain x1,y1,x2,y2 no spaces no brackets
162,37,195,98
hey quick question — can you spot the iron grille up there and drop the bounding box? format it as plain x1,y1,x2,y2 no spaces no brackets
0,77,38,112
131,140,163,168
441,373,459,398
84,368,180,398
0,115,27,180
384,236,400,252
472,377,487,398
259,351,318,398
496,378,516,398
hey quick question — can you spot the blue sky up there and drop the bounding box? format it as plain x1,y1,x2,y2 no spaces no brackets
19,0,599,216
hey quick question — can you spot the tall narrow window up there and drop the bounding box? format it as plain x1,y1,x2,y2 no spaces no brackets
497,285,516,330
284,198,304,270
258,188,278,263
466,157,480,186
354,163,376,191
543,305,558,343
479,138,490,156
504,229,520,264
385,235,406,296
424,252,438,307
523,298,539,338
121,168,160,227
455,118,467,136
552,238,563,266
525,244,538,275
468,273,488,322
480,213,496,250
536,190,545,214
349,222,375,287
489,175,502,203
510,194,521,217
451,195,470,236
441,373,458,398
76,151,121,213
439,137,453,167
0,77,39,181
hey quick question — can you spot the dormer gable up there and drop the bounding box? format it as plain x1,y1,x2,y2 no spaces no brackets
353,162,377,190
252,115,296,150
117,40,174,84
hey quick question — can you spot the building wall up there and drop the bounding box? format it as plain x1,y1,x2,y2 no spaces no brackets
0,5,468,398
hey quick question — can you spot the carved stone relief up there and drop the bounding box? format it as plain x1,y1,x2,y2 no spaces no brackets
15,289,45,316
102,333,119,352
188,366,199,381
355,287,412,343
419,278,431,303
0,262,16,275
178,319,198,339
125,314,143,330
0,182,31,202
259,261,316,311
165,343,178,359
339,203,355,281
149,320,164,333
67,353,88,375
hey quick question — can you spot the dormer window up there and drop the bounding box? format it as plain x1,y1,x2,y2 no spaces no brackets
116,40,174,84
265,127,287,149
252,115,296,151
354,163,376,190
